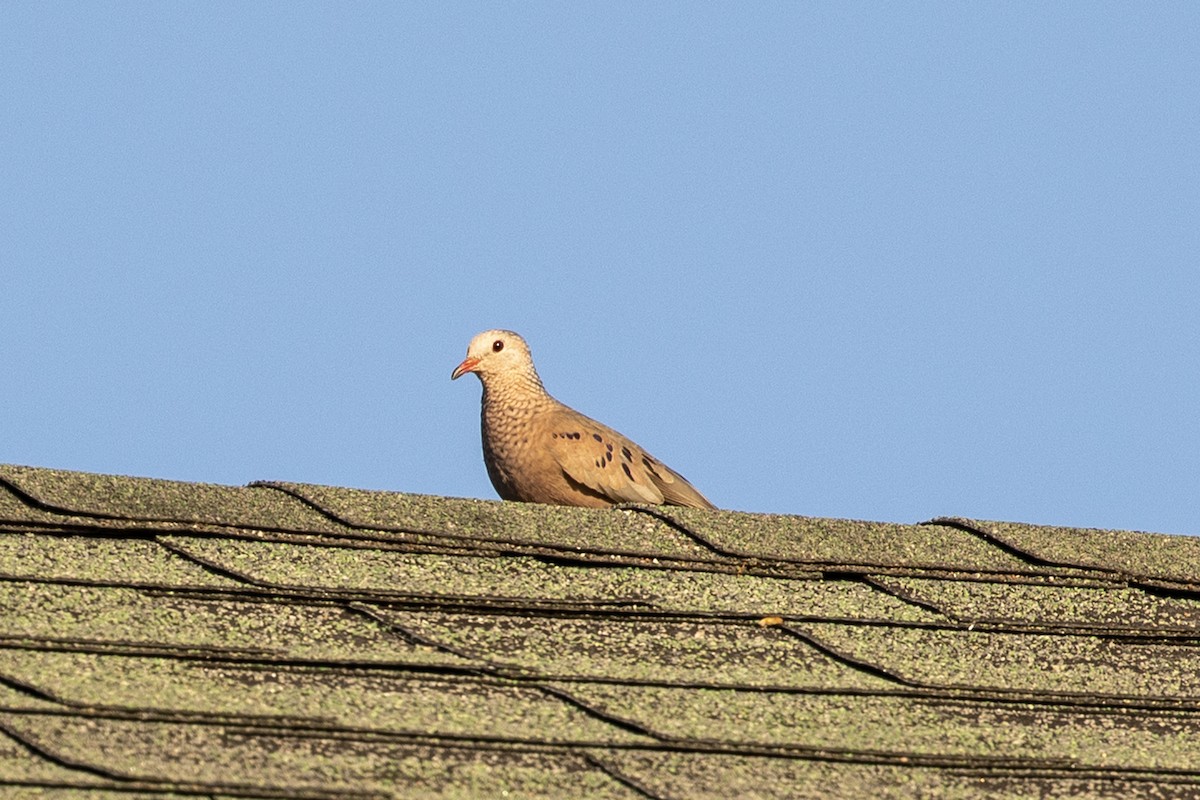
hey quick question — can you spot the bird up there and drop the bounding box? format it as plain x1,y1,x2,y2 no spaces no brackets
452,329,716,510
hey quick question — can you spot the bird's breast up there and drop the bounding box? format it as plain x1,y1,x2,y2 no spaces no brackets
479,393,555,502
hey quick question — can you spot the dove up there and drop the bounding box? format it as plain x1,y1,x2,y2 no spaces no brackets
452,329,716,510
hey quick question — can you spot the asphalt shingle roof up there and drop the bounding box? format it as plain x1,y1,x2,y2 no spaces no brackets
2,463,1200,798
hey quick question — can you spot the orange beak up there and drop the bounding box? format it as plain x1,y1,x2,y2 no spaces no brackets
451,356,481,380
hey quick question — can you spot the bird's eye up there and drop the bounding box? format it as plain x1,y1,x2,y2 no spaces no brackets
492,340,504,352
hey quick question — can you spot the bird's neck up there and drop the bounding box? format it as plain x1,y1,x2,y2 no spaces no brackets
481,370,555,418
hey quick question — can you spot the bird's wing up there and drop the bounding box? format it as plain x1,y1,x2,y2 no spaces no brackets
542,409,665,505
639,452,717,510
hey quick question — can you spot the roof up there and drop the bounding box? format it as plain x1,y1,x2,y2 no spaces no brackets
2,463,1200,799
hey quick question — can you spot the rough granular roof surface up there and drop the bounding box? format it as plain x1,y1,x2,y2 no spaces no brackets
1,463,1200,799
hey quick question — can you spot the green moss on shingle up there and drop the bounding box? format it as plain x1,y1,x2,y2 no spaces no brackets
0,465,342,533
800,621,1200,699
267,482,719,560
878,576,1200,630
163,536,941,622
0,534,240,588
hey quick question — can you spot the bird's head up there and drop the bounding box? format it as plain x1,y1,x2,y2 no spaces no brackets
451,329,540,385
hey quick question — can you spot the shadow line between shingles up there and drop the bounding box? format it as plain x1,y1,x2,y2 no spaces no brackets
9,632,1200,720
0,479,348,548
779,625,920,688
0,671,62,705
344,601,673,743
0,711,382,799
154,536,278,588
924,518,1200,603
857,574,953,617
621,506,1122,581
611,504,742,558
921,517,1066,568
780,623,1200,714
252,482,800,570
578,751,667,799
0,714,148,783
14,704,1163,783
0,478,112,522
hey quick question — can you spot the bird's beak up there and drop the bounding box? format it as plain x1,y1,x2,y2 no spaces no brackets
451,356,481,381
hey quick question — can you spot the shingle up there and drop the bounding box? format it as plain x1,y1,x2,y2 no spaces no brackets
0,792,196,800
0,682,58,712
558,683,1200,770
0,732,114,789
0,481,94,528
4,463,1200,798
940,517,1200,585
0,650,647,746
0,583,472,668
874,576,1200,631
0,533,242,589
376,609,895,691
261,482,725,562
0,465,341,533
798,621,1200,699
163,535,943,621
663,509,1048,573
0,712,644,799
595,750,1200,800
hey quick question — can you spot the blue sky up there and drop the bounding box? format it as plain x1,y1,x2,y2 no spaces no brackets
3,3,1198,535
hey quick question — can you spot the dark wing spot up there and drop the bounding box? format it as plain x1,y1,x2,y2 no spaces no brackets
622,463,634,481
605,443,613,452
551,433,558,439
571,432,582,440
642,457,662,478
595,458,604,468
621,447,633,461
605,451,613,463
592,433,603,442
